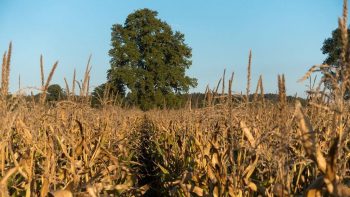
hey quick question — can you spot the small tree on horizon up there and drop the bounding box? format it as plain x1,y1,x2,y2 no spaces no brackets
46,84,65,102
106,8,197,110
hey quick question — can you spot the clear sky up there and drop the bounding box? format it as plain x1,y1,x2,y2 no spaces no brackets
0,0,343,96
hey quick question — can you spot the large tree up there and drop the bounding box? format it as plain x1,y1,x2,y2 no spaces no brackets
322,28,350,67
107,8,197,110
321,27,350,98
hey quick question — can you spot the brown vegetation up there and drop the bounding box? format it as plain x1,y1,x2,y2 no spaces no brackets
1,0,350,196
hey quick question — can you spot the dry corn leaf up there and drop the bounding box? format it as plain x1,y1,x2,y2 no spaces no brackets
181,183,204,196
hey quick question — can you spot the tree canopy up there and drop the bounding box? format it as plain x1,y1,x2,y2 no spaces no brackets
321,27,350,98
46,84,64,102
106,8,197,110
322,27,350,67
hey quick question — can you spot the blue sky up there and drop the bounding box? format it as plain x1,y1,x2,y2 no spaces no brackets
0,1,343,96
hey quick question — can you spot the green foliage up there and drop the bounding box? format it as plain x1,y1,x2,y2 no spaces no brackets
92,83,106,107
322,28,350,67
46,84,65,102
321,27,350,98
91,83,121,107
107,8,197,110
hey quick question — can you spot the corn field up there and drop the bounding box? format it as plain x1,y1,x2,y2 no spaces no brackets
2,1,350,197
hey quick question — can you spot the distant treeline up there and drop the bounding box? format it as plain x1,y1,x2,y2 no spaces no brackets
16,84,307,109
183,92,307,108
